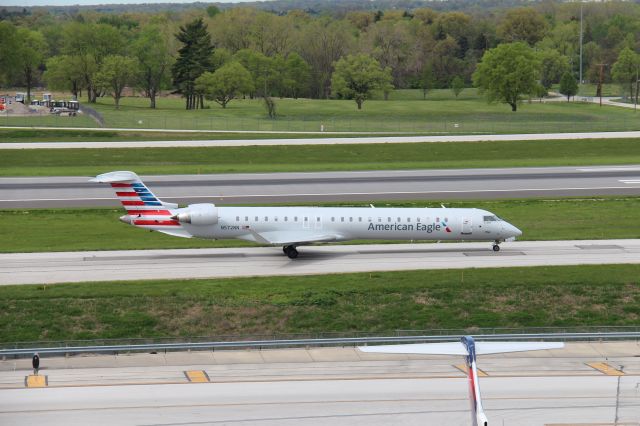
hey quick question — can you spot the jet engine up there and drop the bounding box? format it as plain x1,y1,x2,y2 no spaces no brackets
173,203,218,226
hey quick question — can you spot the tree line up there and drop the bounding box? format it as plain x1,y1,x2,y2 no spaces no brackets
1,1,639,111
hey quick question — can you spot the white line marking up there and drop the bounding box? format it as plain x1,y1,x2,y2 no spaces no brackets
1,186,640,203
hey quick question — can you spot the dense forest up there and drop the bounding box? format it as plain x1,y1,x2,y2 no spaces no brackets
1,0,639,109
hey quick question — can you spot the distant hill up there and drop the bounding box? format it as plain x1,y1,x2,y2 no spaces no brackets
2,0,545,16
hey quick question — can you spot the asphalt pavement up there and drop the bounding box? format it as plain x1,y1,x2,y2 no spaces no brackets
2,129,640,149
1,343,639,425
1,239,639,285
2,165,640,208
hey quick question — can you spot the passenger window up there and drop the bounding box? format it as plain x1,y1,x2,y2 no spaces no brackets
331,217,335,222
236,216,240,221
359,217,362,222
245,216,248,221
317,217,320,222
407,218,411,223
368,217,372,222
274,217,278,222
265,216,268,222
284,217,288,222
294,216,298,222
349,217,353,222
397,217,401,222
387,217,391,222
341,217,344,222
378,217,382,222
255,216,259,222
417,217,421,223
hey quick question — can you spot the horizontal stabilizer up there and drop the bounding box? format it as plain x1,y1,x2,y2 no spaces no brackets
359,341,563,356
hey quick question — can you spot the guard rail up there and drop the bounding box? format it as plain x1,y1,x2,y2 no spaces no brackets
1,331,639,357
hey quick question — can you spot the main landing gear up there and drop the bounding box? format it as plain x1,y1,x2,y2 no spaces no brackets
492,240,501,252
283,245,299,259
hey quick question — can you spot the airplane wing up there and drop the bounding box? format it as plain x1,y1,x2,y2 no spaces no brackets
475,341,564,355
358,341,564,356
248,229,343,246
359,342,468,356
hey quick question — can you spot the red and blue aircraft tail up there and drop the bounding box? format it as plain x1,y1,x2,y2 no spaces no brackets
91,171,191,238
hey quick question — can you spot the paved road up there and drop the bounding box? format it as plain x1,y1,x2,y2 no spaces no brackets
1,130,640,149
1,239,639,285
1,343,639,426
3,165,640,208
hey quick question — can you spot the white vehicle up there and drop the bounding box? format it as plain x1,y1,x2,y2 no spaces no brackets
91,171,523,258
359,336,564,426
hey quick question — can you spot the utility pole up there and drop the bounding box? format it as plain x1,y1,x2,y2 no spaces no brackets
635,68,639,112
596,63,607,106
579,2,583,84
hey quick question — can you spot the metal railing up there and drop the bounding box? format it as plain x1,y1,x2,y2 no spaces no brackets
2,328,640,357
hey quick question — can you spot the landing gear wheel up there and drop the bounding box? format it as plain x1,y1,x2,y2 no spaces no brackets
283,245,299,259
492,244,500,252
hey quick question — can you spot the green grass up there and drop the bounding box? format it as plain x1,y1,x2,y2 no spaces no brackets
2,89,639,133
1,264,639,342
1,197,637,253
2,137,640,177
0,128,387,143
90,94,640,133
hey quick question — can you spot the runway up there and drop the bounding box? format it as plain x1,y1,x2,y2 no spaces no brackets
2,129,640,149
1,239,639,285
1,343,639,425
2,165,640,208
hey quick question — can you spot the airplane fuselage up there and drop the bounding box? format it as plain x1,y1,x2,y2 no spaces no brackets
179,206,519,243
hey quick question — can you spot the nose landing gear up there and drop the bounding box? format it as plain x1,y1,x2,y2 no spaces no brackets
492,240,501,252
283,245,299,259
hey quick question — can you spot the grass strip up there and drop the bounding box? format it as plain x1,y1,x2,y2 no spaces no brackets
1,197,637,253
0,128,391,143
2,138,640,176
1,264,639,342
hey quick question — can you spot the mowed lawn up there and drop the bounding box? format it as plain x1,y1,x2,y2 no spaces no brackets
1,264,639,342
1,197,637,253
91,91,640,133
1,89,638,133
3,137,640,176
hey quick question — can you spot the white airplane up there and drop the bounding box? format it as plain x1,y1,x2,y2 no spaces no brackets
91,171,522,258
359,336,564,426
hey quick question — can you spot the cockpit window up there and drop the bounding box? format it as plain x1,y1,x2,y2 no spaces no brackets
483,215,498,222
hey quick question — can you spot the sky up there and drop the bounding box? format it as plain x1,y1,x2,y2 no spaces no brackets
2,0,262,6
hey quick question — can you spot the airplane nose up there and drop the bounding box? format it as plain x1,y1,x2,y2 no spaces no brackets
509,224,522,237
119,215,132,225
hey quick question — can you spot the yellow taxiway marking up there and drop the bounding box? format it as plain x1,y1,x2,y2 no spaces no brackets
25,375,48,388
454,364,488,377
586,362,625,376
184,370,210,383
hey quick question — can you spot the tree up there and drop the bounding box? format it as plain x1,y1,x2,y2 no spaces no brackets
43,55,84,99
172,18,215,110
538,49,570,90
472,42,540,112
14,28,47,103
95,55,139,109
451,75,465,98
132,25,174,109
62,22,125,103
612,47,640,99
559,72,578,102
284,53,311,99
331,54,393,110
417,65,435,99
233,49,278,97
498,8,548,46
195,62,254,108
0,22,20,85
206,5,220,18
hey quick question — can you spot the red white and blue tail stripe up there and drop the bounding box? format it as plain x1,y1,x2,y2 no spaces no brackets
91,171,191,237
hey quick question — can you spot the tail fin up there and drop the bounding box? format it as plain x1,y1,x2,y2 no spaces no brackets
91,171,178,212
359,336,563,426
91,171,191,238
